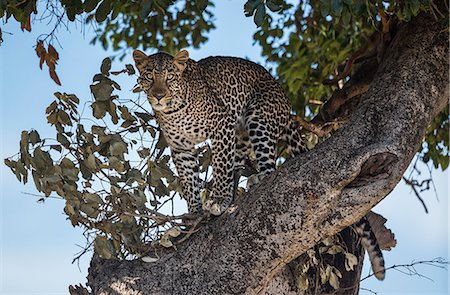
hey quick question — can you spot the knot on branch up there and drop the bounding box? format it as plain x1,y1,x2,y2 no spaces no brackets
347,152,398,188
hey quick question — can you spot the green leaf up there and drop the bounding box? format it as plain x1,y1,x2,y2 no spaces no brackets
197,0,208,11
140,0,153,18
95,0,112,23
254,4,266,27
244,0,261,17
331,0,343,16
266,0,282,12
84,0,100,12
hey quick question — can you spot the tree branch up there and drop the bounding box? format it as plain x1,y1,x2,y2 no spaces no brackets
85,11,449,295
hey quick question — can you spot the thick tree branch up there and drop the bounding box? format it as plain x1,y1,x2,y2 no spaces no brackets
86,11,449,295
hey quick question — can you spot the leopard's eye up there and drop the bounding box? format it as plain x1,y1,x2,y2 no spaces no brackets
167,73,175,80
144,72,153,81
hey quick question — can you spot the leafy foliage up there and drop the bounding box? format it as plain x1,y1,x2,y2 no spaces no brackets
4,59,212,259
296,236,358,291
421,106,449,170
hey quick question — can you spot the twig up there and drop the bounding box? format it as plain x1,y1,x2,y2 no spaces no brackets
361,258,448,282
360,287,379,295
402,176,429,213
176,216,204,244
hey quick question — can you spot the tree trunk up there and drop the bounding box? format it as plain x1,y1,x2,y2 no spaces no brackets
85,11,449,295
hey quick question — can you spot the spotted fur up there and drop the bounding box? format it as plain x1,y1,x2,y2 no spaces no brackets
133,50,307,215
355,217,386,280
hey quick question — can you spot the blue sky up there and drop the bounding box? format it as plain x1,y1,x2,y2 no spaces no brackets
0,1,448,294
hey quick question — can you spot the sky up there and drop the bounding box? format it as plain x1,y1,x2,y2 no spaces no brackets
0,1,448,294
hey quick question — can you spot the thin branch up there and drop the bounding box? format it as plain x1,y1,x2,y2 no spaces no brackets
361,258,449,282
402,176,429,213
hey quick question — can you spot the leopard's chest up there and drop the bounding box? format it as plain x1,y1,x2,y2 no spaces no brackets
157,110,210,150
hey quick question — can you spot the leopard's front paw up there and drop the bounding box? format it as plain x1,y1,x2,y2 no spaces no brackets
203,198,231,216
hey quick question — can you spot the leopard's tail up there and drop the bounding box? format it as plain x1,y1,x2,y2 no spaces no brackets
355,217,386,280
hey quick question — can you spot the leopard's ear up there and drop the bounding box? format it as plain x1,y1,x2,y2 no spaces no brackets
173,50,189,72
132,50,148,69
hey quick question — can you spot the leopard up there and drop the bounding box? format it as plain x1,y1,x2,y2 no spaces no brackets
133,49,307,216
132,50,385,279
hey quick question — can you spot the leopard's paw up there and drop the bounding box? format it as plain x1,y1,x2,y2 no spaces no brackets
209,203,223,216
203,198,230,216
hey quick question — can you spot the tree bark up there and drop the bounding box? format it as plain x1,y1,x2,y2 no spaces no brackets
86,11,449,295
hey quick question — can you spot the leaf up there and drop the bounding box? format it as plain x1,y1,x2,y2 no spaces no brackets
100,57,111,76
134,111,153,122
197,0,208,11
329,268,340,289
35,40,46,70
142,256,159,263
92,102,107,119
94,235,116,259
95,0,112,22
125,64,135,75
84,0,100,12
345,253,358,271
331,0,343,16
46,44,61,85
84,154,97,171
91,80,113,101
297,273,309,291
140,0,153,18
109,138,128,159
266,0,282,12
137,148,150,158
366,211,397,250
29,130,41,145
159,235,173,248
57,132,70,147
254,3,266,27
326,245,343,254
166,227,181,238
21,15,31,32
244,0,261,17
119,106,136,121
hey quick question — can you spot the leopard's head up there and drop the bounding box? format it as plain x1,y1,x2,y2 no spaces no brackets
132,50,189,112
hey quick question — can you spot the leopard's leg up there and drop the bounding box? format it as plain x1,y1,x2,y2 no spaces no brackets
171,148,202,213
279,117,309,156
204,115,236,216
233,127,257,196
244,109,278,189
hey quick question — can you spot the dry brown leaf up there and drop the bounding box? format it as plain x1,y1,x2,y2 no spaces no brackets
21,15,32,32
35,41,62,85
366,211,397,251
35,41,46,69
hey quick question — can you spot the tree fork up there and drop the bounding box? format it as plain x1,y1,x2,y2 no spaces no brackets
85,10,449,295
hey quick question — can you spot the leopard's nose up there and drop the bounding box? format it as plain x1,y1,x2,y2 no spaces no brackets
152,90,166,101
